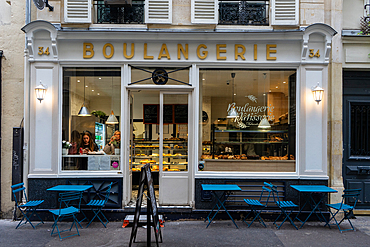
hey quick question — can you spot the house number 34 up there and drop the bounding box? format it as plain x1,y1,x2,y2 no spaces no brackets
38,47,50,56
308,49,320,58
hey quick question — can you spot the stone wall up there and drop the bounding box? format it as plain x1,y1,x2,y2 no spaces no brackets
0,0,26,218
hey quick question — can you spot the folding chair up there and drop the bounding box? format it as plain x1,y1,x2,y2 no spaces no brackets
11,183,44,229
86,182,113,228
242,184,272,227
325,188,361,233
265,182,299,230
49,191,83,240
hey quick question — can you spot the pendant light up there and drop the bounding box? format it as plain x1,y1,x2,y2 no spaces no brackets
227,73,238,118
78,77,91,116
106,77,119,124
258,73,271,128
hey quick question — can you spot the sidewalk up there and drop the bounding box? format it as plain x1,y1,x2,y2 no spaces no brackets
1,217,370,247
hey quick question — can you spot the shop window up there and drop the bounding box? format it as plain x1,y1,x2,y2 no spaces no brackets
199,69,296,172
62,67,121,171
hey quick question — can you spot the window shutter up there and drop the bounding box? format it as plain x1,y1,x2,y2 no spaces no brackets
145,0,172,24
191,0,218,24
271,0,299,26
64,0,92,23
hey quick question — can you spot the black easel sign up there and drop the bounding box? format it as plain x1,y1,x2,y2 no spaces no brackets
129,164,162,247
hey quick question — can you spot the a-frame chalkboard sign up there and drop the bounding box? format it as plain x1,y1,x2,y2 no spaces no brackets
129,164,162,247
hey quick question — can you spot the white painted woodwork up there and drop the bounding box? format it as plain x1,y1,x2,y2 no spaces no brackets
191,0,218,24
64,0,92,23
271,0,299,26
145,0,172,24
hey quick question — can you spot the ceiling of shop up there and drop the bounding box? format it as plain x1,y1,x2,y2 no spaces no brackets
69,69,295,100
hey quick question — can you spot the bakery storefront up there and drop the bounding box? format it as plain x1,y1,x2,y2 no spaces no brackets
23,21,336,211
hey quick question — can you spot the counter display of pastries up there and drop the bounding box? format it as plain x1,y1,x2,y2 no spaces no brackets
201,154,295,160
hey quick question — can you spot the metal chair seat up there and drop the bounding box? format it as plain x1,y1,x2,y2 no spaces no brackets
49,206,79,216
276,201,298,208
21,200,44,207
326,203,352,211
244,199,264,207
87,200,105,207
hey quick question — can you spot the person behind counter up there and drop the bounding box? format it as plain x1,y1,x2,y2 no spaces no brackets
80,131,98,154
103,130,120,155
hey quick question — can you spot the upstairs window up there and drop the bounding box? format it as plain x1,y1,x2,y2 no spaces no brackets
218,1,269,26
94,1,145,24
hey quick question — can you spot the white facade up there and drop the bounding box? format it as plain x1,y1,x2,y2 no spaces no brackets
22,20,335,206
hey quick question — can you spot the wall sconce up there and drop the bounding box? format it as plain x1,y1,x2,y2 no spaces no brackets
312,82,324,105
35,81,47,103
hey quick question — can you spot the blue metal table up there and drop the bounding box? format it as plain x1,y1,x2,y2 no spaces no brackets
291,185,337,228
202,184,242,228
48,185,93,227
47,185,93,192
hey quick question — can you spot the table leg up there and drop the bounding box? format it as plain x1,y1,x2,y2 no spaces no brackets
213,192,239,229
298,193,327,228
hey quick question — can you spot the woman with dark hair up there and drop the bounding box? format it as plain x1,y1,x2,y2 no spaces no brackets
68,130,80,154
80,131,98,154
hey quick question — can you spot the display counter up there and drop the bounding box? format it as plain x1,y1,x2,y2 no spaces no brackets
202,159,296,172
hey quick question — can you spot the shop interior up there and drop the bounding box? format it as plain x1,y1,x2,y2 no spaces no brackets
199,69,296,172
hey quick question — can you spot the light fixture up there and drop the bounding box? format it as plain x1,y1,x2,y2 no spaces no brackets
227,73,238,118
35,81,47,103
258,73,271,129
78,77,91,116
258,116,271,128
106,77,119,124
312,82,324,105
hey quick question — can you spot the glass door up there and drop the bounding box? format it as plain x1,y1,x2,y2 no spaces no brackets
159,92,190,205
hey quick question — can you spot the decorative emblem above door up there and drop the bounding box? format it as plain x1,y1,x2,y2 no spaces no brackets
152,68,168,85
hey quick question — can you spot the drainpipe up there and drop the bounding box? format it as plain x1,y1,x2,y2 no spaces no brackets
0,50,3,214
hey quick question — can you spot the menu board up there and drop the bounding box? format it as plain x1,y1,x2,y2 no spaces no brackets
143,104,158,124
164,104,173,124
144,104,187,124
174,104,188,124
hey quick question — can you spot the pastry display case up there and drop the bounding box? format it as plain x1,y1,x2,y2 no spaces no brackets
132,139,188,172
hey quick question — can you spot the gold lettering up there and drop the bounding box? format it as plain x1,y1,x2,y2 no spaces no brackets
158,44,171,60
234,44,246,60
123,43,134,59
197,44,208,60
144,43,154,59
177,44,188,60
83,43,94,59
266,44,277,60
216,44,227,60
254,44,257,60
38,47,44,55
103,43,114,59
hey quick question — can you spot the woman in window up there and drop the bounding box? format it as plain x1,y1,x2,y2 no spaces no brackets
103,130,121,155
80,131,98,154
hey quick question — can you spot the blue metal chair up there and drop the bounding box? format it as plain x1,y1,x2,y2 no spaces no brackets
243,184,272,227
11,183,44,229
325,188,361,232
49,191,83,240
265,182,299,230
86,182,113,228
